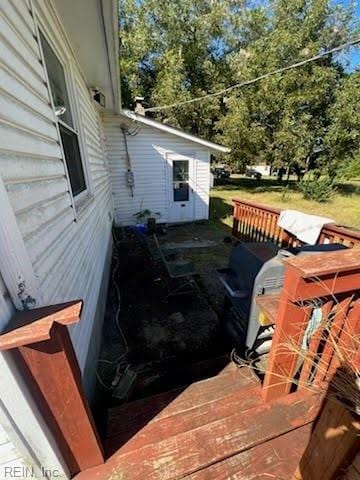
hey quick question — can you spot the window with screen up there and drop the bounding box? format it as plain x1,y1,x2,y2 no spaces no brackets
40,31,86,197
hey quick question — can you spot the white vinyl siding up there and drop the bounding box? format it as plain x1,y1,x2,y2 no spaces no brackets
0,0,112,475
193,149,211,220
0,417,37,480
0,275,14,332
0,433,28,480
103,116,211,225
0,0,112,383
0,276,24,480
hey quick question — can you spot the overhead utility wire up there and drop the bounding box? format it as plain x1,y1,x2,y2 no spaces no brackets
145,37,360,113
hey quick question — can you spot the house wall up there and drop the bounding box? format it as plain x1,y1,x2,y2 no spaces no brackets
103,115,211,225
0,1,114,473
0,0,113,391
0,418,32,479
0,424,33,480
0,424,21,480
0,276,24,479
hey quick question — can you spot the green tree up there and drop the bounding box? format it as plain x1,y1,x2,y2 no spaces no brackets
119,0,358,174
119,0,240,139
217,0,355,173
324,71,360,179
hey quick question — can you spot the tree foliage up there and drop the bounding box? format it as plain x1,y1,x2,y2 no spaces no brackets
324,71,360,178
119,0,236,137
119,0,359,176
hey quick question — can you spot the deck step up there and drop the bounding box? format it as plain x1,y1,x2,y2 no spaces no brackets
132,354,233,398
184,423,313,479
107,363,257,440
106,382,263,456
106,390,320,480
77,388,321,480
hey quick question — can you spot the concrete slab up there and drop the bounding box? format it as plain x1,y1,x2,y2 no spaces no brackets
163,239,218,250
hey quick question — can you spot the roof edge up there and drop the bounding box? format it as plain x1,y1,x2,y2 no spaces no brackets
106,0,122,113
119,110,230,153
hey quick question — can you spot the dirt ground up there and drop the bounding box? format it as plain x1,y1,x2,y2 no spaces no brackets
95,223,235,411
163,222,235,313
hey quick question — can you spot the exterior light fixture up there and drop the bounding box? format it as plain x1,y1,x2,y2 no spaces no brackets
90,87,106,108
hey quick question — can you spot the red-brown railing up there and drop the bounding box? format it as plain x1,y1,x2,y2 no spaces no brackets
259,249,360,402
0,301,104,476
232,198,360,248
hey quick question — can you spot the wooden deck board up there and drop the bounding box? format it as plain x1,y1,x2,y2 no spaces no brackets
184,424,313,479
107,364,256,438
106,383,263,456
77,389,321,480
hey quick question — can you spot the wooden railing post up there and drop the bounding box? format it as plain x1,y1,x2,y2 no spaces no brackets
326,301,360,382
292,300,360,480
262,249,360,402
232,202,240,237
0,301,104,476
292,395,360,480
262,265,311,402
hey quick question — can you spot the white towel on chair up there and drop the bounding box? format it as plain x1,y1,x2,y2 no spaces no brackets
278,209,334,245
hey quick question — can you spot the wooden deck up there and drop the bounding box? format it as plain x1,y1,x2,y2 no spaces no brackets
232,197,360,247
75,362,321,480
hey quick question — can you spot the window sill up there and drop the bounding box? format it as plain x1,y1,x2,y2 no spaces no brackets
74,192,95,219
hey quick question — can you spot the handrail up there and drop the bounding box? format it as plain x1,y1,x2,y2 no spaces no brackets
319,223,360,247
232,198,360,247
233,198,282,215
261,249,360,402
232,200,360,407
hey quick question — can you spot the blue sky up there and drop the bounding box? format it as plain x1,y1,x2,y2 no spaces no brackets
250,0,360,70
335,0,360,70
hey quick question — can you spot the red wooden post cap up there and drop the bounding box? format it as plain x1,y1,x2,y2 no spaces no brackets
285,248,360,278
0,300,83,351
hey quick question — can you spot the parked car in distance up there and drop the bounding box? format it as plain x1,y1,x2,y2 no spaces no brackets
212,166,231,180
245,167,262,180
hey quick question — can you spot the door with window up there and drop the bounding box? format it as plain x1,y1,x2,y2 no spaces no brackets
167,153,195,222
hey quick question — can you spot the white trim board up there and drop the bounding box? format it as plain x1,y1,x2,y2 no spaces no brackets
0,175,43,311
119,110,231,153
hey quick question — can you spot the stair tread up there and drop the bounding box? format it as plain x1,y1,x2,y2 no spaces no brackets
106,382,263,456
133,354,231,398
78,389,321,480
108,390,320,480
107,363,257,438
184,423,313,479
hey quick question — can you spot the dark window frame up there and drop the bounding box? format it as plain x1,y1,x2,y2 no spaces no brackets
39,30,87,199
58,122,86,196
172,160,190,202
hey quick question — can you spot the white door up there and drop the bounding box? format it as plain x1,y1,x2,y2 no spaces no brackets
167,153,195,222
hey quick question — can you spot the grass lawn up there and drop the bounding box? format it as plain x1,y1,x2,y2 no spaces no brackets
210,175,360,232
